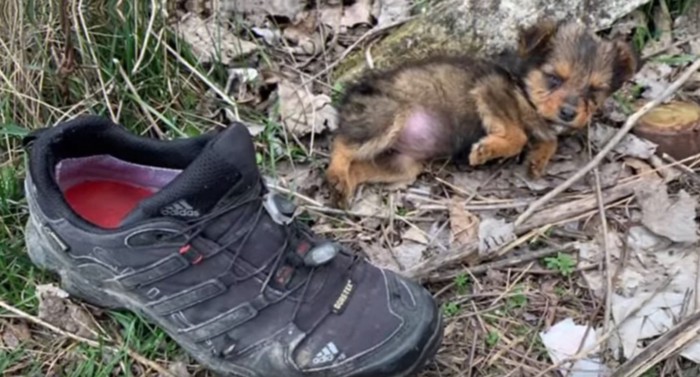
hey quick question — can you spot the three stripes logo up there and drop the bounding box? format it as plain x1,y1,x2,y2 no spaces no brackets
161,200,201,217
312,342,339,366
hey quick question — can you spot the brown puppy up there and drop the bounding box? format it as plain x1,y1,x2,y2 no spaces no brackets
326,20,639,208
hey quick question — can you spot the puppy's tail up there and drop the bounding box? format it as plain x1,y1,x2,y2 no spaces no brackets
336,78,404,160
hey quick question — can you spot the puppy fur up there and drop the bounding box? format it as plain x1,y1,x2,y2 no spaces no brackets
326,20,640,208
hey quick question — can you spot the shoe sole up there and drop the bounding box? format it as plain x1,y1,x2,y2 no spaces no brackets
25,219,443,377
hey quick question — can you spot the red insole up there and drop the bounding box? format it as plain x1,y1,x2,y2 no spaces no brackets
64,180,155,228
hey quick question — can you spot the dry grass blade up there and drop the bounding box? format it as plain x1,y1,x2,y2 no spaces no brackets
420,243,576,283
515,57,700,227
0,300,176,377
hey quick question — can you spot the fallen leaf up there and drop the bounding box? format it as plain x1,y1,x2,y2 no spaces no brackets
283,11,325,55
2,322,31,349
477,217,515,256
634,183,698,243
449,199,479,249
252,27,282,45
633,62,673,100
362,242,402,272
164,361,191,377
403,226,429,245
36,284,99,340
540,318,609,377
172,14,258,65
590,123,658,159
372,0,412,27
584,162,623,190
608,10,647,38
576,226,700,362
393,240,425,271
221,0,306,19
320,0,373,30
278,79,338,137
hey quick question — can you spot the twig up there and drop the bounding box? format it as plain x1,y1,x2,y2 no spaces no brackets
535,277,674,377
410,243,576,282
0,300,175,377
594,165,614,339
588,123,614,344
642,35,700,60
514,57,700,227
660,152,700,186
611,309,700,377
298,16,415,88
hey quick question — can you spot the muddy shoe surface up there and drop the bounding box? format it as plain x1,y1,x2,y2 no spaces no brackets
22,115,443,377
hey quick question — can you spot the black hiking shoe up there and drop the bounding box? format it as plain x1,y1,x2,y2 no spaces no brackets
22,115,443,377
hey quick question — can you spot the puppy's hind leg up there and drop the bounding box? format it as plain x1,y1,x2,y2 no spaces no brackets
349,153,424,191
326,137,361,208
327,110,410,208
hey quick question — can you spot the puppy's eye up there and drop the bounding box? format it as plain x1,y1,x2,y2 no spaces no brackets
545,73,563,89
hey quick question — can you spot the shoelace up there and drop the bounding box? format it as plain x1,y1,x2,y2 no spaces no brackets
162,180,357,351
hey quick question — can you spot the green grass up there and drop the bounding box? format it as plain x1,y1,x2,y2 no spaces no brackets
543,253,576,277
0,0,254,374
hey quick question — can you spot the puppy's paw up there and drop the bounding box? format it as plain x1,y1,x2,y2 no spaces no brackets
469,142,491,166
527,158,548,179
326,169,355,209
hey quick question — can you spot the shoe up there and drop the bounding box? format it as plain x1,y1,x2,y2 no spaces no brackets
22,115,443,377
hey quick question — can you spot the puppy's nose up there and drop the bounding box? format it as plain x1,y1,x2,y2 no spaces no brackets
558,106,577,122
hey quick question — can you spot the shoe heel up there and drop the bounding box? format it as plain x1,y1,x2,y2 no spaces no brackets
24,220,122,309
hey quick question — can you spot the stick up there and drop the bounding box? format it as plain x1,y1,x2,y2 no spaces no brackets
0,300,175,377
419,243,576,282
611,309,700,377
514,57,700,228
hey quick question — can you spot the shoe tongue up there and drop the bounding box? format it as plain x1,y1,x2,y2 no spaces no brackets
121,123,260,226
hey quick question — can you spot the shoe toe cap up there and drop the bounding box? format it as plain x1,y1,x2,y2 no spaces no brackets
346,270,443,377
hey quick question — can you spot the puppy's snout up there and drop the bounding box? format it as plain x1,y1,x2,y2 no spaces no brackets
558,106,577,122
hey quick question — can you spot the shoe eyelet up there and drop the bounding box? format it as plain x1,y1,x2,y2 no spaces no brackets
179,244,204,265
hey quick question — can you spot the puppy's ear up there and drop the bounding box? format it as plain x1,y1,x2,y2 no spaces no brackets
611,40,640,91
517,20,559,58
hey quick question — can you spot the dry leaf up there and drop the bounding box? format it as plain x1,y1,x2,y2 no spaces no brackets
449,199,479,248
278,79,338,137
221,0,306,19
320,0,373,30
393,240,425,271
590,123,657,159
164,362,191,377
403,226,429,245
477,217,516,255
362,242,401,272
172,14,258,64
252,27,282,45
373,0,412,27
634,183,699,243
575,226,700,363
283,11,325,55
2,322,31,349
36,284,99,340
633,62,673,100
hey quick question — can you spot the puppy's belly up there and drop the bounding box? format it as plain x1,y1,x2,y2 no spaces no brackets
394,109,450,160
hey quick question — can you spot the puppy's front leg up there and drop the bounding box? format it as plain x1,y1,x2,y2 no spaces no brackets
526,138,557,178
469,118,528,166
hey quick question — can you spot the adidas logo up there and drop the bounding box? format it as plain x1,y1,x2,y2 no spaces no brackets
311,342,339,366
161,200,201,217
